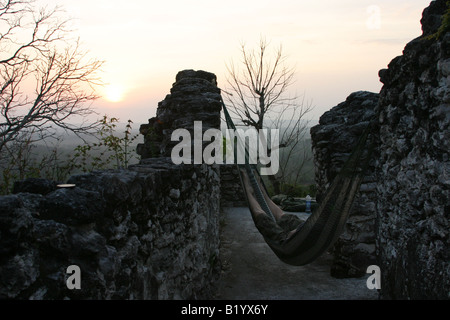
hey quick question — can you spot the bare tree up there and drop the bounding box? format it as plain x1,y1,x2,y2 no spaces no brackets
225,38,313,195
0,0,103,154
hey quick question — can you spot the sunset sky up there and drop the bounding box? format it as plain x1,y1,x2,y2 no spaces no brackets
37,0,432,124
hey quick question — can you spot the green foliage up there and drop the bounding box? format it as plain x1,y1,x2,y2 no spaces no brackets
222,136,227,157
427,1,450,40
222,135,237,161
279,183,316,198
72,116,139,172
143,125,160,158
0,115,139,195
264,180,316,198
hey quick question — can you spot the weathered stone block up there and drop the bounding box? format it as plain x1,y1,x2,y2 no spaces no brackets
311,91,379,279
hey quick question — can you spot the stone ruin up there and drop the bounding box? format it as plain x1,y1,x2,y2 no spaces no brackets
311,91,379,279
137,70,222,159
311,0,449,299
0,69,247,300
0,70,225,300
0,0,448,300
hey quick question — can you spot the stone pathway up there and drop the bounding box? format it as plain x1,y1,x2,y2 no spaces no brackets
216,207,379,300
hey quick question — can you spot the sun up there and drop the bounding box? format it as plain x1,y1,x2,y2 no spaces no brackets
104,84,125,103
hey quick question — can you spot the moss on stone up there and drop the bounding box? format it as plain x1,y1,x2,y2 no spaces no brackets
427,1,450,40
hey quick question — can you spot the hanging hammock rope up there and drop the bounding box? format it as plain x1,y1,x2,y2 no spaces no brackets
222,99,277,222
221,98,374,266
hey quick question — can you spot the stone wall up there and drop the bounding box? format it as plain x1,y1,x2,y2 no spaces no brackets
136,69,245,208
137,70,222,159
375,0,449,299
0,158,221,300
310,1,449,299
310,91,379,278
0,70,224,300
310,0,449,298
220,164,247,208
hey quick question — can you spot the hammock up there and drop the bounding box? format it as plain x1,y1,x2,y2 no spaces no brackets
221,99,373,266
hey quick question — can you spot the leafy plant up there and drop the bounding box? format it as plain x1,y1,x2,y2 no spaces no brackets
0,115,140,195
73,116,139,172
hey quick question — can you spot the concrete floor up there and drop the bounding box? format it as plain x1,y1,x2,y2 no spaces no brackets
216,207,379,300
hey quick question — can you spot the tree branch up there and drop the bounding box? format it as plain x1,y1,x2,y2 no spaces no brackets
0,0,103,153
224,36,315,193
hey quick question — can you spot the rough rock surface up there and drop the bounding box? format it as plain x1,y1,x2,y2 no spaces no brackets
12,178,58,195
310,1,449,299
0,161,221,300
0,71,224,300
137,69,243,208
375,0,449,299
137,70,222,159
220,164,247,207
310,91,379,278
